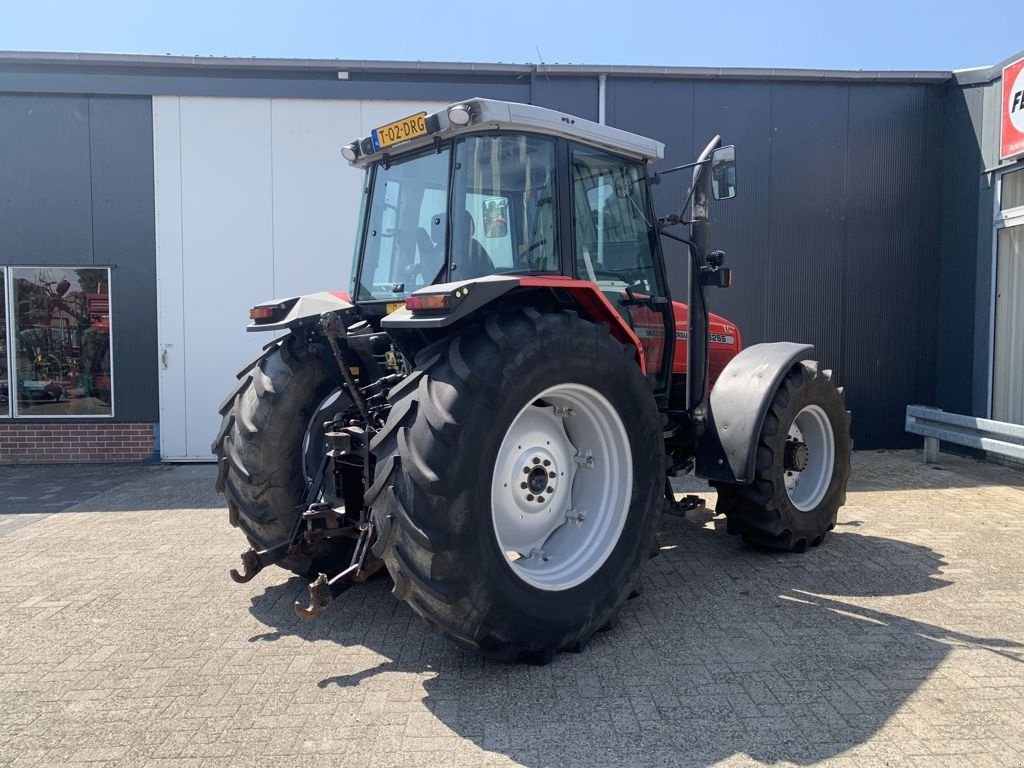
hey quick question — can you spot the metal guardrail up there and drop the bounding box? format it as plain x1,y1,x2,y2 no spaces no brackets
905,405,1024,463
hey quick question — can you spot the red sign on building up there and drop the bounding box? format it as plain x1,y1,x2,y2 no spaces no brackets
1002,56,1024,161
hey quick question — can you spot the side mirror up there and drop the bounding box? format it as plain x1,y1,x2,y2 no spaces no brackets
710,145,736,201
482,197,508,238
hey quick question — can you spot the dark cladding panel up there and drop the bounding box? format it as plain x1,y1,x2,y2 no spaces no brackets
915,84,943,414
88,97,159,422
842,85,932,448
691,81,773,347
936,83,984,417
0,93,157,423
0,95,94,263
532,77,599,122
567,75,949,447
765,84,848,371
605,78,694,298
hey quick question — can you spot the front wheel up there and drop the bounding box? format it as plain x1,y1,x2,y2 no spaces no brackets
713,361,852,552
366,310,664,663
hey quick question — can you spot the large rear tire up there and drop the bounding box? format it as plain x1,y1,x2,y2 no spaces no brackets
713,361,852,552
366,310,664,664
212,334,353,577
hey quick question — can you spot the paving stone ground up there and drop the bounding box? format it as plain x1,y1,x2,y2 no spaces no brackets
0,450,1022,768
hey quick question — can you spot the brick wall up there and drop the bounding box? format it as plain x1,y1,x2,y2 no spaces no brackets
0,422,156,464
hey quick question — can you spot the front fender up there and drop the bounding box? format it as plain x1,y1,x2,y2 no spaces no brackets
695,341,814,484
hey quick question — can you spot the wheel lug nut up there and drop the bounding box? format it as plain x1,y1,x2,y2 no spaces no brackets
520,482,528,489
537,496,545,503
527,494,535,501
546,486,554,494
542,459,551,466
548,471,556,478
523,467,530,474
532,457,541,465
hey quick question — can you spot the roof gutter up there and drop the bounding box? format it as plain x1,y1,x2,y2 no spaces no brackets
0,50,953,85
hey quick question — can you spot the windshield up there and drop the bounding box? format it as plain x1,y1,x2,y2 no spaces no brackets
354,133,559,301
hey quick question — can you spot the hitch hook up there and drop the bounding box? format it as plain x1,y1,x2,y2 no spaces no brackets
293,520,377,620
293,573,334,620
229,547,263,584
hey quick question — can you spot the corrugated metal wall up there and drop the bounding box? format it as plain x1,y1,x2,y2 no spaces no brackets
0,94,157,422
532,76,950,448
0,59,996,449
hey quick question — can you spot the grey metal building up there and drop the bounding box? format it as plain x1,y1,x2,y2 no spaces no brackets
0,49,1021,460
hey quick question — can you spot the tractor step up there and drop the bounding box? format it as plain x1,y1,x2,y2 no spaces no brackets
665,494,707,516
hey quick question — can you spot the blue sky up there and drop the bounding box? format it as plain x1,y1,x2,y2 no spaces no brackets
0,0,1019,72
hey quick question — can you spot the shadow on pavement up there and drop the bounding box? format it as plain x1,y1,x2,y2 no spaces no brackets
247,514,1024,766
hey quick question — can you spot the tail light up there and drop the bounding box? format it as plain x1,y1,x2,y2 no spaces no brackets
249,300,295,323
405,294,452,312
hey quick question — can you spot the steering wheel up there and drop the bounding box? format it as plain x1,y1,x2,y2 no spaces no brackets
403,228,443,287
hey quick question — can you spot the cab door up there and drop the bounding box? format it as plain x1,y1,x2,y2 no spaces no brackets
569,145,673,390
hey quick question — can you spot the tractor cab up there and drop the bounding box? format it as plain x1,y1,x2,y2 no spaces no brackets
345,99,678,386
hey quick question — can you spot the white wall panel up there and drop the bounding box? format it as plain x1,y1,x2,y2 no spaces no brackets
270,99,362,299
993,224,1024,424
180,97,275,460
154,96,447,459
270,99,446,299
152,96,188,459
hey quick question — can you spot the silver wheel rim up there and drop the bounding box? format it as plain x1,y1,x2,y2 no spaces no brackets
490,383,632,591
784,404,835,511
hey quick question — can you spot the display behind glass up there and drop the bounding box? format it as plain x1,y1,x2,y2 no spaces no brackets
12,267,112,417
0,269,8,417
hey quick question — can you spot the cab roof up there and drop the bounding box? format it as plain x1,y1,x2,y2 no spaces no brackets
347,97,665,168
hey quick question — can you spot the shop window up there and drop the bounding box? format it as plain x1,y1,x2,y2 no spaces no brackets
9,267,113,417
1002,167,1024,212
0,268,8,418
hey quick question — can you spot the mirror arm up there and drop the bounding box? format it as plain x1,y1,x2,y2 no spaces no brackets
658,229,697,248
651,158,708,185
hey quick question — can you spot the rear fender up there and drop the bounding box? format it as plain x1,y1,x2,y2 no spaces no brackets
382,275,646,373
246,290,354,333
695,342,814,484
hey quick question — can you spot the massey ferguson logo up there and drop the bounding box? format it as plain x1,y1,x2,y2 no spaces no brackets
1002,57,1024,160
1011,70,1024,132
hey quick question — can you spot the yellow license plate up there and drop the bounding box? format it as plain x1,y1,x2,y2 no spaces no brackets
386,302,405,314
372,112,428,150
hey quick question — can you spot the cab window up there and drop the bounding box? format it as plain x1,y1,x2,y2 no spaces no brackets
571,147,668,378
451,135,559,279
358,146,450,300
571,148,662,297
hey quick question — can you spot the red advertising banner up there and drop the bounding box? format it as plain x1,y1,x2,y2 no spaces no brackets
1002,56,1024,161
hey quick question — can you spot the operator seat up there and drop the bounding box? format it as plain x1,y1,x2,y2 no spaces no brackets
453,210,494,279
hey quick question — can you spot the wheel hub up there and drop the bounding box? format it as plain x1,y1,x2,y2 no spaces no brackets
784,440,809,472
783,404,836,512
508,446,560,510
526,465,551,496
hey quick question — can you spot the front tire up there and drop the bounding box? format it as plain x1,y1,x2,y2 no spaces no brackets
713,361,852,552
366,310,664,663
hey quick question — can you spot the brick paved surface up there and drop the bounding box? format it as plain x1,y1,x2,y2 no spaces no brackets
0,450,1022,767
